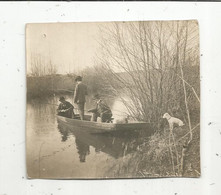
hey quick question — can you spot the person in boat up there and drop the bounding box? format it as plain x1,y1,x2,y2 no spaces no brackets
73,76,88,120
89,94,113,123
57,96,74,118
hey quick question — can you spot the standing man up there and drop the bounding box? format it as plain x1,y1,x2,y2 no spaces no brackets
73,76,88,120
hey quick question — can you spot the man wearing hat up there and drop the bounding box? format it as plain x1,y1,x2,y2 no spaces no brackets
73,76,88,120
57,96,74,118
88,94,112,123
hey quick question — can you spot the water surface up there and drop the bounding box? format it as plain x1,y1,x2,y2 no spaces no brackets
26,95,152,179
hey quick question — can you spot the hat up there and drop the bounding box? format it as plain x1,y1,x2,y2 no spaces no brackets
75,76,82,82
93,94,100,100
59,96,65,101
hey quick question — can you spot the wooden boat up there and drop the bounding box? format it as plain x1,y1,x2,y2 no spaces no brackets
57,114,151,133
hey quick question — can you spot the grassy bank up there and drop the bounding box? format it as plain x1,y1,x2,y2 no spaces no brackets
104,120,200,178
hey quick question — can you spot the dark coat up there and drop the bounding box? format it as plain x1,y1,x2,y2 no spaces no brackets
96,99,112,115
57,101,74,118
90,99,112,122
73,82,88,104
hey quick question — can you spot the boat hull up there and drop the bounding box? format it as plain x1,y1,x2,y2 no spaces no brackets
57,115,150,133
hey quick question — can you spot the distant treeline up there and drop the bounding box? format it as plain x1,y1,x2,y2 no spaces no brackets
27,74,76,99
27,65,199,115
26,67,106,99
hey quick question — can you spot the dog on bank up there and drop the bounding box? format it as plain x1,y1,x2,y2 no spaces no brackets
163,113,184,131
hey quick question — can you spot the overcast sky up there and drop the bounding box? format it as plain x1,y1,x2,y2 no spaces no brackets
26,21,199,75
26,22,103,74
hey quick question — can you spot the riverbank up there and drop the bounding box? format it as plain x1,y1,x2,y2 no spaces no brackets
105,121,200,178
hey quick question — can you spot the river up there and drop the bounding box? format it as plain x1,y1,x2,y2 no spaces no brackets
26,95,153,179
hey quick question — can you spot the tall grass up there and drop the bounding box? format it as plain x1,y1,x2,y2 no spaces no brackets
104,124,200,178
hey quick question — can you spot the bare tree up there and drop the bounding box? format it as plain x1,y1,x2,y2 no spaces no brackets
97,20,200,176
30,53,57,76
98,21,199,123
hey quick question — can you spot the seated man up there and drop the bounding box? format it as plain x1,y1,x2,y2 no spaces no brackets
57,96,74,118
89,94,112,123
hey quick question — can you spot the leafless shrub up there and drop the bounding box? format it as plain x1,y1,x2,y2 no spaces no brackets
97,21,200,177
97,21,199,124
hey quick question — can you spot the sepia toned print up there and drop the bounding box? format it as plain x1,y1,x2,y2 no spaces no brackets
26,20,200,179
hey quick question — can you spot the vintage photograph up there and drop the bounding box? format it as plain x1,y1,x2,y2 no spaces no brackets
26,20,200,179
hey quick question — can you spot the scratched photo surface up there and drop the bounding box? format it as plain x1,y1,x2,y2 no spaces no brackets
26,21,200,179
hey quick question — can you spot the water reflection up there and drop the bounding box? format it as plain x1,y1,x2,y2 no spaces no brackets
57,121,144,162
75,138,90,162
58,123,91,162
27,95,153,178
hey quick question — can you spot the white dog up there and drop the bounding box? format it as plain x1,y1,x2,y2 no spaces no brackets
163,113,184,131
113,117,129,124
